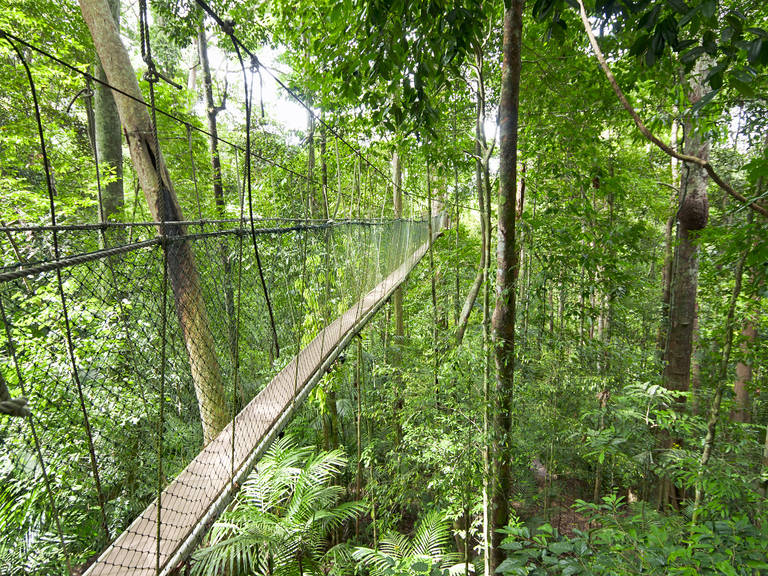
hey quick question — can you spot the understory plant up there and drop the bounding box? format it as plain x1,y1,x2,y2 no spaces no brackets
497,494,768,576
192,436,364,576
353,510,466,576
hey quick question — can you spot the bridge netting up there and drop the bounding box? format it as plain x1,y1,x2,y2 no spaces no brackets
0,215,437,574
0,4,443,573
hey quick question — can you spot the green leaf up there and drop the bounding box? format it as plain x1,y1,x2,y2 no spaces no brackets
548,540,573,555
700,0,717,20
496,557,525,574
680,46,705,63
747,38,762,64
690,89,717,114
638,5,661,30
703,30,718,54
665,0,688,14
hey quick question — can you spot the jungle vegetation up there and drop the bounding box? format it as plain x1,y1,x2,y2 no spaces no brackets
1,0,767,574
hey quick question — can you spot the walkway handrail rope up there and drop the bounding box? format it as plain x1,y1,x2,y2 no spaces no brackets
192,0,478,214
0,30,359,209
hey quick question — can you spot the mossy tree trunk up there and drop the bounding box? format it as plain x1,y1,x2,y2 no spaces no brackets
80,0,228,444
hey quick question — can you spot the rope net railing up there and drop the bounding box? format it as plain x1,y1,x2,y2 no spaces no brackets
0,5,446,574
0,215,439,575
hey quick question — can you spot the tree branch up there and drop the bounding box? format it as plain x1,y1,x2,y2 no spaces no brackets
576,0,768,219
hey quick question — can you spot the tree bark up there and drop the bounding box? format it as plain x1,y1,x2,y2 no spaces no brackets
391,150,405,447
94,0,123,234
491,2,524,571
732,322,754,423
663,58,710,397
80,0,228,444
198,18,237,360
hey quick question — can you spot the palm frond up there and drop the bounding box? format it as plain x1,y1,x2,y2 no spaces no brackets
412,510,450,559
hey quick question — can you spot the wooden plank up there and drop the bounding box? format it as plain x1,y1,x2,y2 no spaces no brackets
84,234,433,576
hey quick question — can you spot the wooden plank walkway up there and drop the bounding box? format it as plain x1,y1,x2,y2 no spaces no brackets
84,233,434,576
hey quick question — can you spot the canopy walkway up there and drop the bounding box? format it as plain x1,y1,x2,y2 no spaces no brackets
0,5,447,574
84,218,441,576
0,216,443,575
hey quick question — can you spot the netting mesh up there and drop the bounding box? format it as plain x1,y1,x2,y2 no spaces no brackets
0,12,444,572
0,216,436,574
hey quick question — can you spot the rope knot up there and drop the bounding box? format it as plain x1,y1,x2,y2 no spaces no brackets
250,55,260,72
143,61,159,84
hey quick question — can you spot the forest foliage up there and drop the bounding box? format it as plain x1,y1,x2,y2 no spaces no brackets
0,0,767,574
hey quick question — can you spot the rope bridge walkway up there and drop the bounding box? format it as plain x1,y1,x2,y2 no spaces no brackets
85,220,440,576
0,2,446,572
0,216,442,575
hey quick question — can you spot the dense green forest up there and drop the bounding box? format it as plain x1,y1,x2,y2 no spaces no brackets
1,0,767,574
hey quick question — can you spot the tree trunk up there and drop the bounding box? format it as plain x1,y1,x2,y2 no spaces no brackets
456,100,488,346
320,111,329,219
471,48,494,575
198,18,237,360
390,150,405,447
659,59,709,509
656,121,680,362
94,0,123,234
307,108,316,217
80,0,228,444
733,322,754,423
355,336,363,538
663,59,710,397
392,150,404,336
490,2,523,571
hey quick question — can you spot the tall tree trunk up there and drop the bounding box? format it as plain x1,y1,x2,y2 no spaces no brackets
456,56,491,346
80,0,228,444
490,2,524,572
663,59,710,396
94,0,123,234
471,50,494,575
659,59,710,508
198,18,237,360
391,150,405,447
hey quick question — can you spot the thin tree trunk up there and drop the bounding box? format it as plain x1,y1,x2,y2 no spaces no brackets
307,109,316,217
94,0,123,236
733,304,756,424
473,52,494,575
333,138,343,218
456,269,484,345
391,150,404,447
80,0,228,444
320,110,329,219
427,160,439,390
491,2,524,571
198,18,237,360
355,336,363,538
693,249,747,520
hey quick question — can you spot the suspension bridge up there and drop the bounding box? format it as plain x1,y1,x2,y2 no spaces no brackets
0,3,448,574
